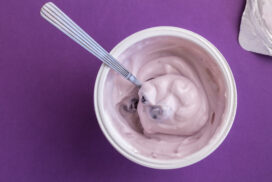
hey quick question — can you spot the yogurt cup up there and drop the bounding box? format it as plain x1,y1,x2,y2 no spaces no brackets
94,26,237,169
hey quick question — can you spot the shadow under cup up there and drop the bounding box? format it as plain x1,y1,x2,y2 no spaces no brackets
94,27,237,169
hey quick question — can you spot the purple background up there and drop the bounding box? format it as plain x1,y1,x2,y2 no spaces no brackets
0,0,272,181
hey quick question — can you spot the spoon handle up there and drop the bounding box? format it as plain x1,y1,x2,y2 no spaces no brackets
40,2,141,87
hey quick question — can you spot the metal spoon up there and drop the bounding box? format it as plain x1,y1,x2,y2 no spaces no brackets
40,2,141,87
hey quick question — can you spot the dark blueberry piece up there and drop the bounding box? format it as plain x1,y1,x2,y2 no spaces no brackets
123,98,139,113
152,115,157,119
130,98,139,110
141,96,146,103
149,106,163,120
132,98,139,105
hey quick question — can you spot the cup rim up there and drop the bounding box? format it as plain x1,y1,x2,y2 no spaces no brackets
94,26,237,169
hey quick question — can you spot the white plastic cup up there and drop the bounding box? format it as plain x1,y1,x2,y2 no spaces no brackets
94,26,237,169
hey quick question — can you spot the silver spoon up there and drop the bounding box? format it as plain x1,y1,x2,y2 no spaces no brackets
40,3,164,119
40,2,141,87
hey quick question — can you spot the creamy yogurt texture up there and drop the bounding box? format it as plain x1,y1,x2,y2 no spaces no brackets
138,73,209,136
103,36,227,159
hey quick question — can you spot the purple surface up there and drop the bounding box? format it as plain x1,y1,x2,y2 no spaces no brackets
0,0,272,181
